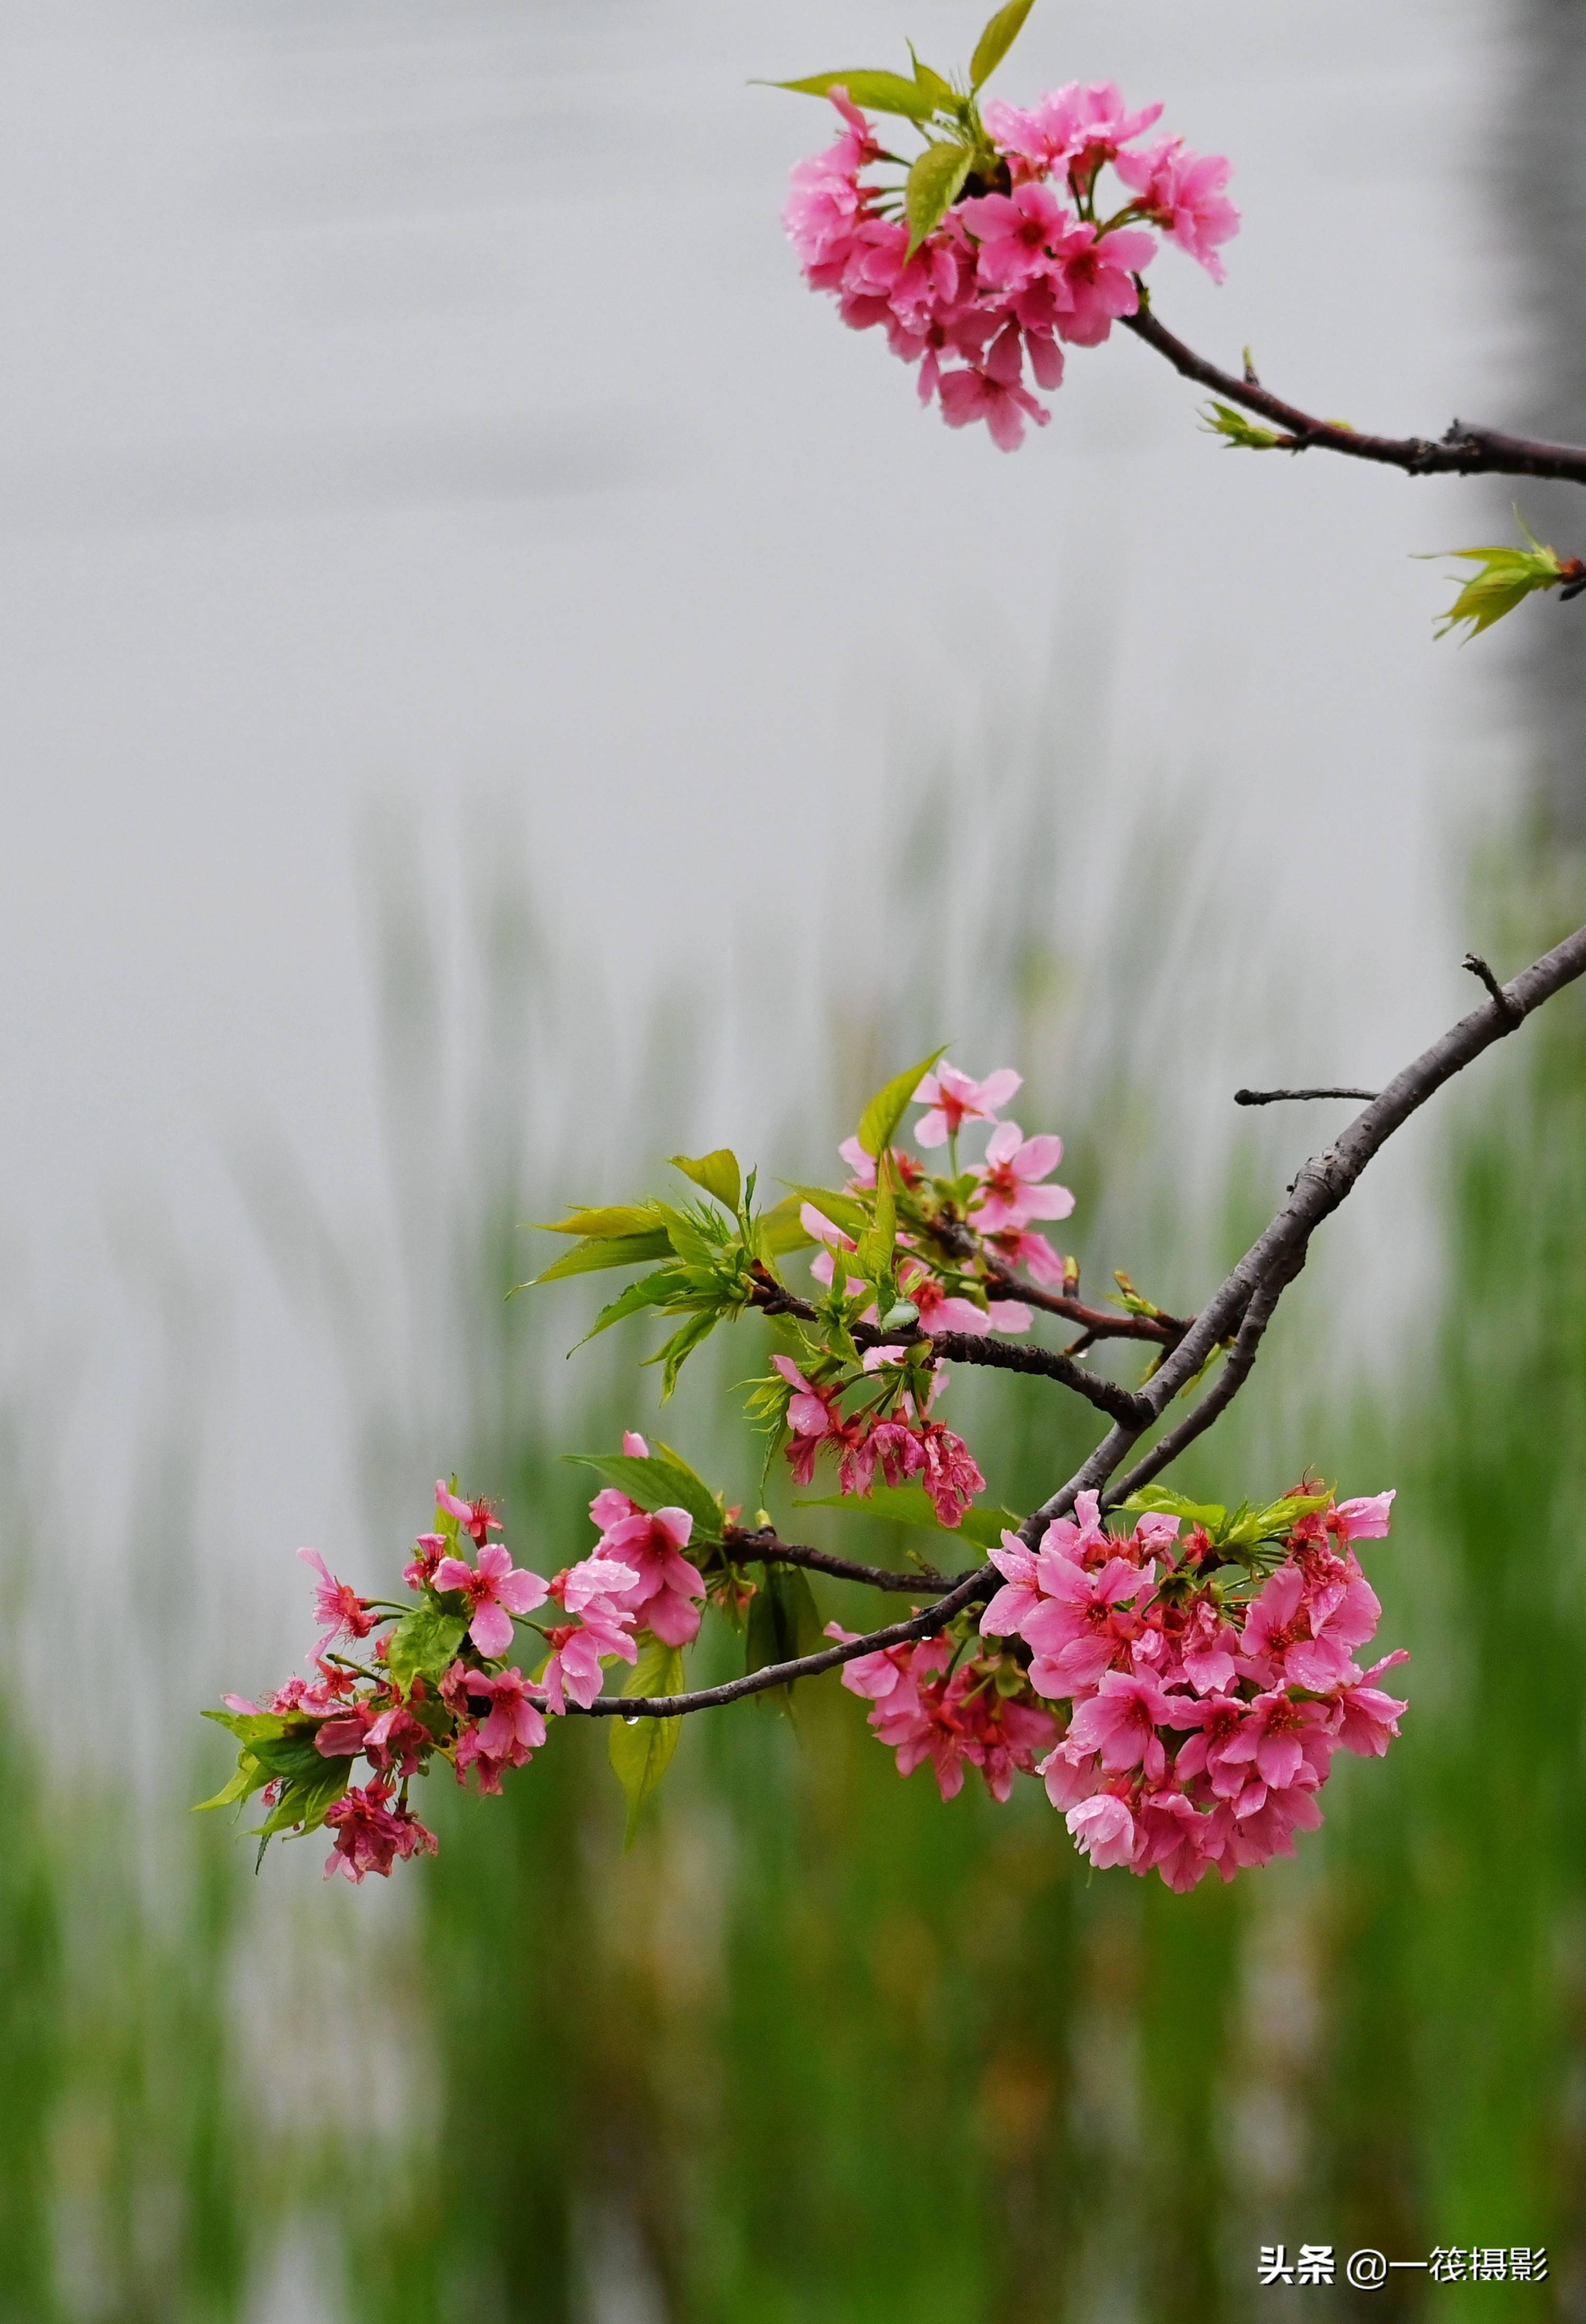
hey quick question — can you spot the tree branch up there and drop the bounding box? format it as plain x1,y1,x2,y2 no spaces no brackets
1125,305,1586,487
568,1562,992,1718
922,1331,1151,1425
983,1267,1186,1345
749,1281,1152,1424
723,1526,961,1594
582,924,1586,1718
1019,921,1586,1542
1234,1086,1380,1107
1099,1281,1281,1510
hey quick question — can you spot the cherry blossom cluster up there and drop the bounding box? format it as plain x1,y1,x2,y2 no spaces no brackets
206,1043,1406,1895
783,76,1237,449
762,1062,1073,1523
991,1488,1404,1885
202,1455,710,1880
832,1485,1405,1887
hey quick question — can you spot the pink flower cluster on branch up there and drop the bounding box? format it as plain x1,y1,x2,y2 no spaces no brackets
201,1464,708,1879
206,962,1524,1899
980,1488,1406,1888
783,59,1237,449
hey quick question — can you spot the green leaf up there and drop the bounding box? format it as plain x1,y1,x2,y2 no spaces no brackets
248,1729,335,1786
755,1194,816,1258
253,1759,351,1841
192,1755,268,1813
1250,1491,1332,1534
670,1148,742,1210
537,1204,666,1239
1122,1486,1228,1529
529,1230,675,1285
909,45,958,109
1425,517,1571,639
857,1150,899,1282
905,143,974,257
794,1481,1016,1553
201,1706,291,1744
565,1445,723,1543
1201,399,1287,453
745,1561,823,1715
385,1602,466,1692
782,1183,869,1240
774,69,937,122
572,1270,680,1350
646,1310,720,1399
607,1642,687,1848
1221,1492,1334,1550
969,0,1037,89
855,1046,947,1159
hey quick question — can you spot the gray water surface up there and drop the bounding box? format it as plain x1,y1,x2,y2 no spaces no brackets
0,0,1523,1575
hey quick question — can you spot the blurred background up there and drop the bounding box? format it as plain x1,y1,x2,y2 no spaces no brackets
2,0,1583,2316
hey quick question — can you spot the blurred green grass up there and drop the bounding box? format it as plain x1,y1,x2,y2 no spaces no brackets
5,816,1585,2322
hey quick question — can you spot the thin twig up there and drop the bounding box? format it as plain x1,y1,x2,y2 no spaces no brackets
1019,926,1586,1546
923,1332,1151,1425
1100,1282,1281,1510
723,1527,961,1595
748,1282,1151,1425
983,1267,1186,1345
1125,305,1586,487
1463,952,1523,1025
568,1563,991,1718
1234,1086,1381,1106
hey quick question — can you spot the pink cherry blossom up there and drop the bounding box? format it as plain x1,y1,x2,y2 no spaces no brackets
435,1482,501,1547
837,1133,879,1187
868,1416,925,1487
1065,1670,1180,1779
827,1621,912,1700
938,336,1049,453
1205,1777,1324,1876
298,1548,376,1656
537,1611,637,1716
1238,1565,1361,1694
463,1666,548,1768
983,1224,1068,1286
914,1420,986,1527
594,1506,706,1646
978,1698,1060,1802
969,1119,1076,1233
1049,222,1156,346
556,1552,641,1612
984,83,1164,188
912,1063,1022,1148
1216,1687,1333,1792
404,1532,446,1591
958,183,1072,292
1038,1736,1102,1811
981,1530,1046,1639
1133,1789,1212,1892
1330,1650,1409,1757
1065,1790,1138,1869
1037,1491,1109,1565
1178,1598,1240,1694
323,1783,437,1883
1329,1490,1396,1542
434,1541,549,1661
898,1258,1008,1338
622,1431,650,1458
1170,1692,1258,1801
315,1698,428,1778
1113,136,1239,282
